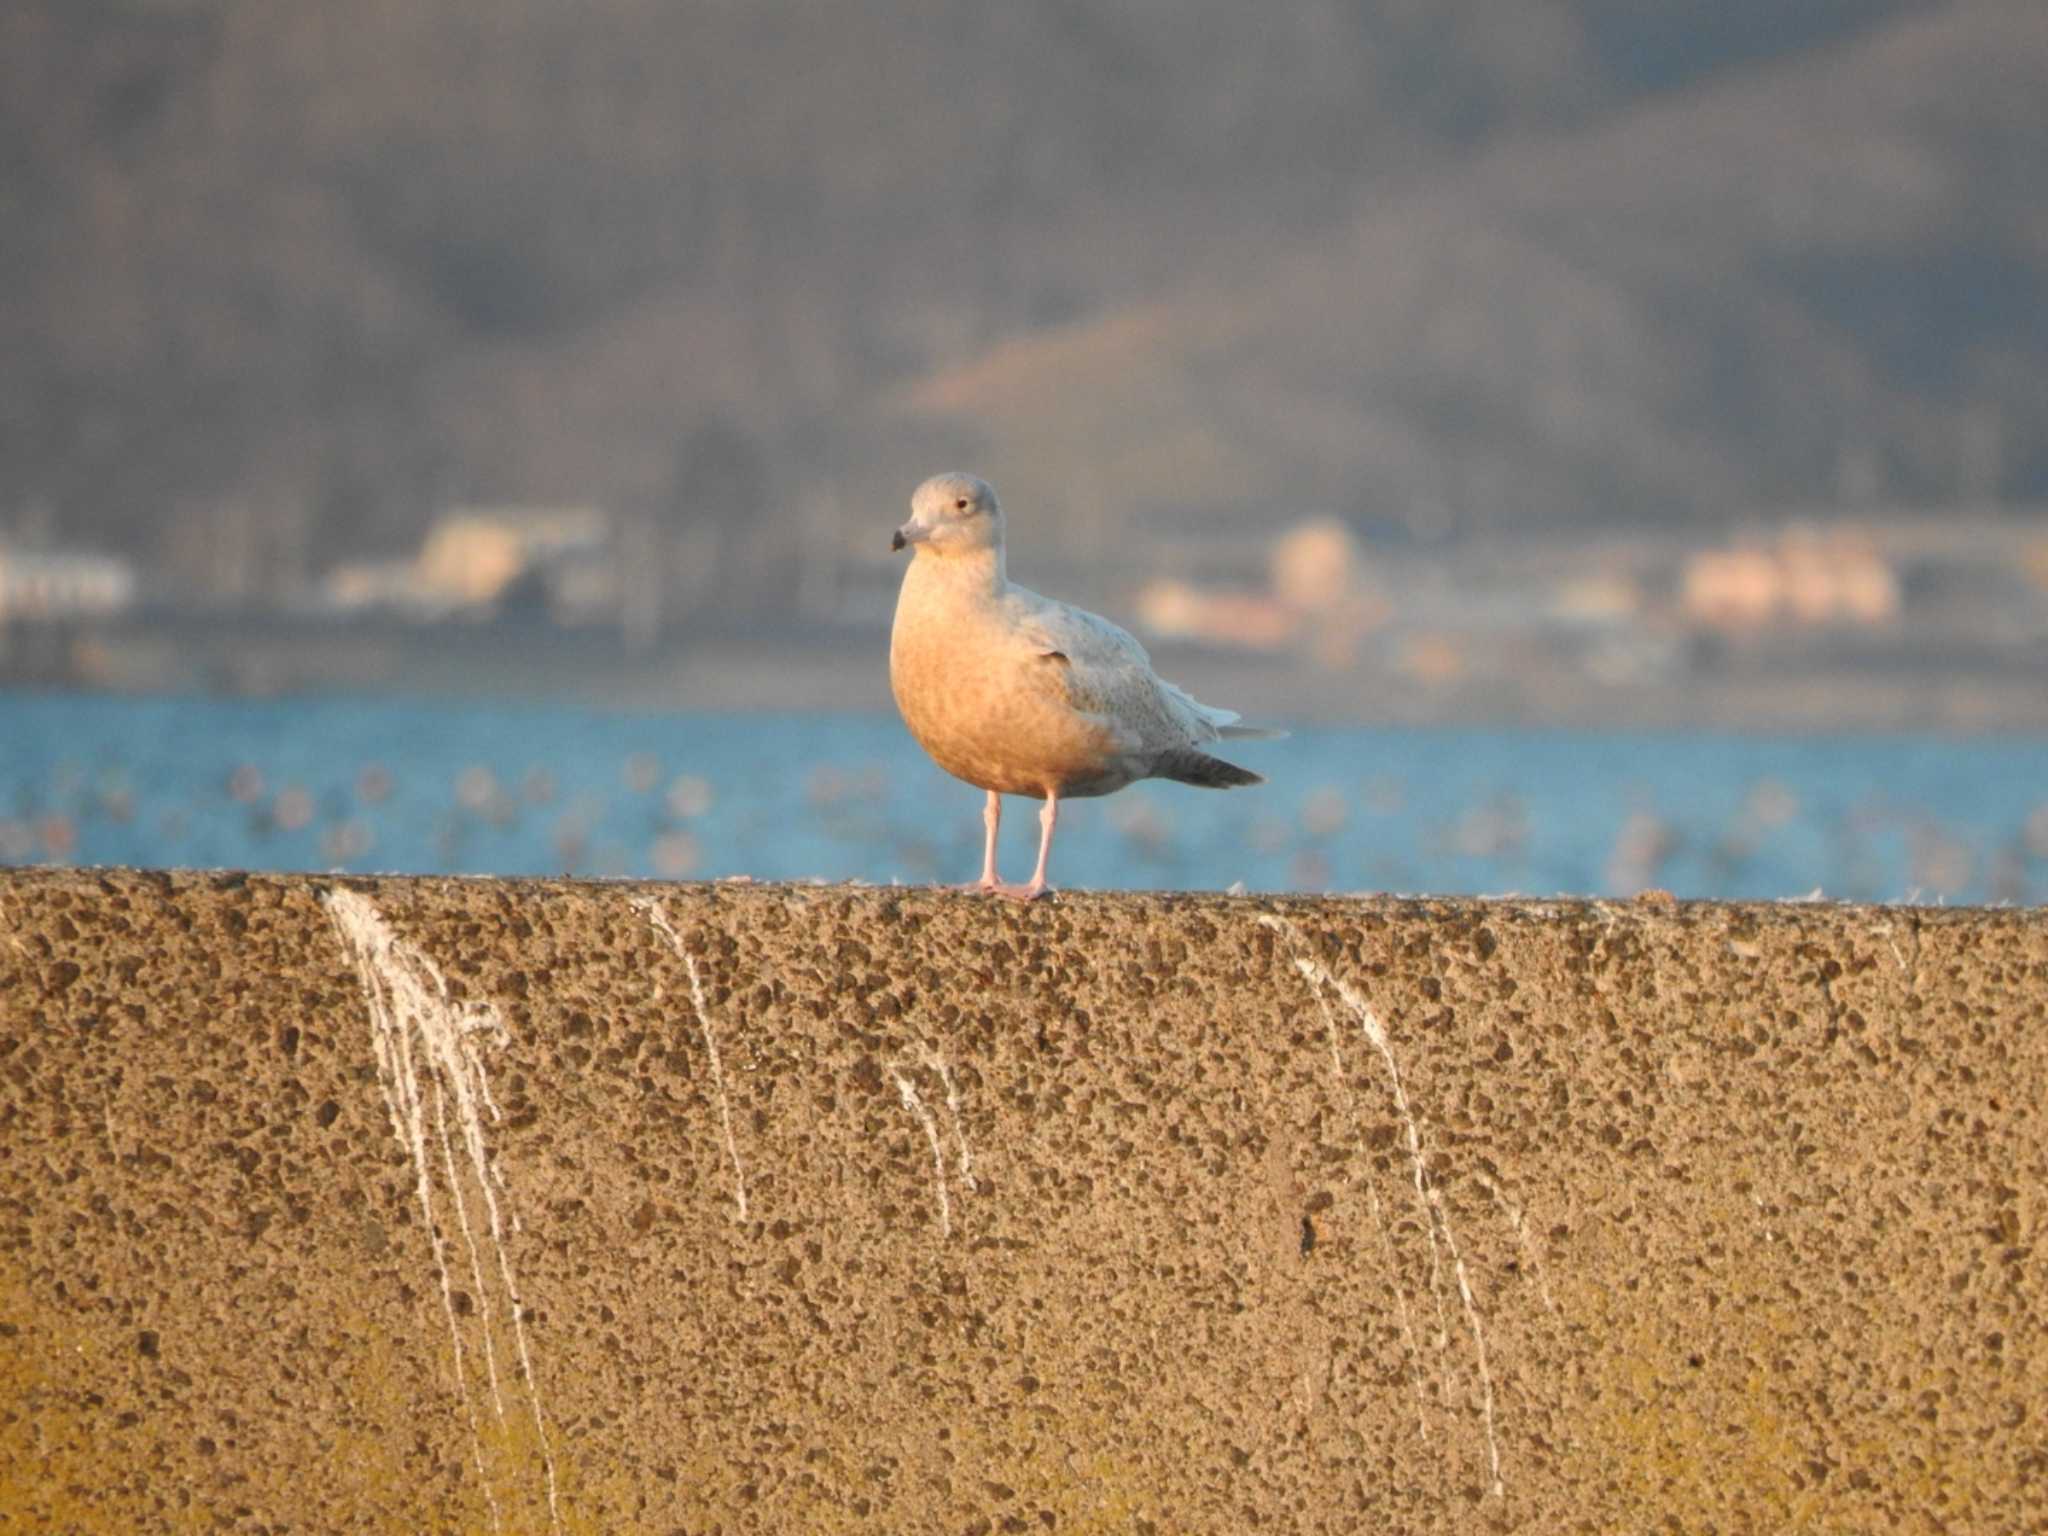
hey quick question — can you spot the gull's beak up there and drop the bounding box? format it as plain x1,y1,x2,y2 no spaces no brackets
892,519,930,552
890,529,906,552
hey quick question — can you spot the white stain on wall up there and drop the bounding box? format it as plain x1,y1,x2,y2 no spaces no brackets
1260,913,1507,1501
891,1065,953,1239
1292,944,1432,1442
324,887,562,1533
1472,1169,1556,1315
922,1048,978,1195
633,897,752,1223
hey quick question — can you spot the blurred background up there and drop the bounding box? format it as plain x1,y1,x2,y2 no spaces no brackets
3,0,2046,899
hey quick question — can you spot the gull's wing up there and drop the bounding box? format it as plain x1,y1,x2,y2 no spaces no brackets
1010,589,1149,671
1003,585,1240,746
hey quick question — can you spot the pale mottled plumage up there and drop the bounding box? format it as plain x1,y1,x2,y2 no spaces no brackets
889,471,1277,898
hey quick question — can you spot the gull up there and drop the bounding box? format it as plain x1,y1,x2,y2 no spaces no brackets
888,471,1278,900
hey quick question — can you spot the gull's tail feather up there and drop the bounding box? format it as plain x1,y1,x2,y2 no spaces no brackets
1161,682,1289,743
1157,750,1265,789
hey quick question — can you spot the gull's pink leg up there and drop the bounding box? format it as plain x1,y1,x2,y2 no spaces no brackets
995,791,1058,901
981,791,1002,885
950,790,1003,891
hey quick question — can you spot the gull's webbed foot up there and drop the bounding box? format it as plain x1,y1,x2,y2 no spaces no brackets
991,880,1054,902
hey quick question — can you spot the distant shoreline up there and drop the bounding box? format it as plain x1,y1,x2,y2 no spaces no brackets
5,610,2046,734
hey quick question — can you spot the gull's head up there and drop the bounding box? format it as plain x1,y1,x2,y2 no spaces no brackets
893,472,1003,558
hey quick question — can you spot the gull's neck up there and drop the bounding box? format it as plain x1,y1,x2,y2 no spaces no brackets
911,542,1006,602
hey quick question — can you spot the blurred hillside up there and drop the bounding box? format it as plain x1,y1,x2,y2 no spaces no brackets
4,0,2046,616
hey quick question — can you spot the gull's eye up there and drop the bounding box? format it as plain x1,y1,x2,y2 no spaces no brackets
954,497,970,512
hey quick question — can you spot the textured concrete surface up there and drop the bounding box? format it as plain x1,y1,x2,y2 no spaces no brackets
0,869,2044,1533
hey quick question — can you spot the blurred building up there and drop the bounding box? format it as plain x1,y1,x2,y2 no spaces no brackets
1681,525,1900,631
0,545,137,623
1134,515,1388,664
1549,570,1643,626
2024,539,2048,596
1268,519,1357,613
323,507,613,622
1135,580,1298,651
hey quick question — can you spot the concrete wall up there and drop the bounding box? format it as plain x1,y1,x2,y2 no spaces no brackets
1,869,2044,1532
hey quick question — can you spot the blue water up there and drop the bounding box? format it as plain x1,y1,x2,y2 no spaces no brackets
0,691,2042,902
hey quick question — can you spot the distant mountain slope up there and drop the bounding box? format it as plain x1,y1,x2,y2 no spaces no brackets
1,0,2037,603
886,0,2048,537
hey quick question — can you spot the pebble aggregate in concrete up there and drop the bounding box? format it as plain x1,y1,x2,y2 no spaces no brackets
1,869,2044,1531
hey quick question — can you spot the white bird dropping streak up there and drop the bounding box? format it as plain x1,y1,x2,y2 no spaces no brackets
1260,914,1507,1501
923,1048,978,1194
1472,1170,1556,1315
1295,945,1432,1442
324,888,562,1533
633,897,752,1223
892,1066,952,1238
